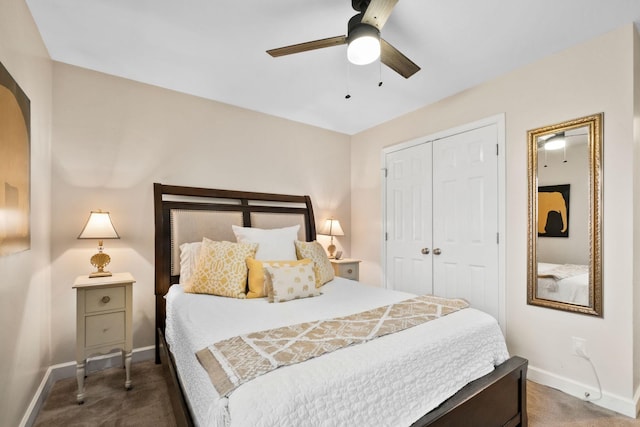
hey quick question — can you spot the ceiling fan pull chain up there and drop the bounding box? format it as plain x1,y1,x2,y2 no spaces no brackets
544,146,548,168
345,61,352,99
378,55,383,87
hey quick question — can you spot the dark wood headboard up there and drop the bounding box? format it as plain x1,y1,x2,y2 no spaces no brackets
153,183,316,361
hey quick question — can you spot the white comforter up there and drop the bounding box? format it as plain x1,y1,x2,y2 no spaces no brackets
537,262,589,305
165,278,509,427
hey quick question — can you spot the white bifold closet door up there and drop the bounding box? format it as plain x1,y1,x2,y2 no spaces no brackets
385,124,499,320
385,142,433,296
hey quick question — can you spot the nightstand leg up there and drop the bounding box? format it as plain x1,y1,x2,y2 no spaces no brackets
76,360,85,404
124,350,132,390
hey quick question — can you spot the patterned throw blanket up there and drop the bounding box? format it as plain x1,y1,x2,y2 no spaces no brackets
196,295,469,397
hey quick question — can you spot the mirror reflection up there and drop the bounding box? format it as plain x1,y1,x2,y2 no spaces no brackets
527,114,602,316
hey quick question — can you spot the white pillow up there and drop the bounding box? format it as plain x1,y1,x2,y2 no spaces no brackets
232,225,299,260
179,241,202,285
264,262,320,303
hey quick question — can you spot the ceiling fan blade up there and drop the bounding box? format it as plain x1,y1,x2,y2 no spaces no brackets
267,36,347,57
381,39,420,78
362,0,398,30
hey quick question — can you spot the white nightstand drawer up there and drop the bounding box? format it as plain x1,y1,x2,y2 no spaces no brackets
85,312,125,347
330,259,361,281
85,286,125,313
337,264,358,280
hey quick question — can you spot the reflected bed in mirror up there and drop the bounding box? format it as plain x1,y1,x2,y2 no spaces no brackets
527,113,603,316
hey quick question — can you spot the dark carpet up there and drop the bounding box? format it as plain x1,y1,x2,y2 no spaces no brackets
527,381,639,427
33,360,174,427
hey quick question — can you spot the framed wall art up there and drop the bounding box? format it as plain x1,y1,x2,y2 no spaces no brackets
538,184,570,238
0,61,30,256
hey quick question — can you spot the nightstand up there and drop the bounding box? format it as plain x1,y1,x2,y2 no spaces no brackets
330,259,361,281
73,272,135,404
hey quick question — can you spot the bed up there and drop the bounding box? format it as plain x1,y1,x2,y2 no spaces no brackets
153,183,528,427
537,262,589,306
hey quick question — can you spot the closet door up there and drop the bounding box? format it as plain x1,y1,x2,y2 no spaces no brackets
384,143,433,295
432,124,499,320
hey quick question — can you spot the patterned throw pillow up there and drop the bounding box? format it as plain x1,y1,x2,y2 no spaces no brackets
294,240,335,287
264,262,320,303
184,238,258,298
245,258,312,298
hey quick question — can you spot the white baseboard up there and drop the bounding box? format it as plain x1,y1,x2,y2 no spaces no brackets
19,346,156,427
528,364,639,419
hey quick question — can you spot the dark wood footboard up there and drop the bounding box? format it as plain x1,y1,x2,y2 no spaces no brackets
411,356,528,427
159,338,527,427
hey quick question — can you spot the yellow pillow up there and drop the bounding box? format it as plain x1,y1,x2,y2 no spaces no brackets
264,262,320,303
184,238,258,298
245,258,312,299
294,240,335,287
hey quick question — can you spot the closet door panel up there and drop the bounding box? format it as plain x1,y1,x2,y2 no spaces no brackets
384,144,433,295
432,125,499,320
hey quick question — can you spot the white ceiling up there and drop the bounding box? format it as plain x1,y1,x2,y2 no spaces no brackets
26,0,640,135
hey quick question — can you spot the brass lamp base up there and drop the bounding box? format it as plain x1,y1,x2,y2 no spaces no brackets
89,250,112,278
327,243,337,259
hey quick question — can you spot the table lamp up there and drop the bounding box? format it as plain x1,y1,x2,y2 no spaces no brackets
319,218,344,259
78,210,120,278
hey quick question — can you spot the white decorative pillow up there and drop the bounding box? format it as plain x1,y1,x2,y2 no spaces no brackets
179,241,202,285
264,262,320,303
246,257,313,299
184,238,258,298
294,240,335,287
232,225,299,260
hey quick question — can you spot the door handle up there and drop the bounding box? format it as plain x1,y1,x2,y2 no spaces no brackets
421,248,430,255
433,248,442,255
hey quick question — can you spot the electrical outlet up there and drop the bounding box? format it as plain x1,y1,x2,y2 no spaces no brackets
572,336,588,358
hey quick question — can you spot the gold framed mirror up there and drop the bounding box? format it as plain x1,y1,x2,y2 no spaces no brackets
527,113,603,316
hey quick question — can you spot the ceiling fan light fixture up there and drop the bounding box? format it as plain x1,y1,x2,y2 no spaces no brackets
266,2,420,79
545,133,566,150
347,24,380,65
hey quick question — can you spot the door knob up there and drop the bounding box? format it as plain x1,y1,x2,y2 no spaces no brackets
421,248,430,255
433,248,442,255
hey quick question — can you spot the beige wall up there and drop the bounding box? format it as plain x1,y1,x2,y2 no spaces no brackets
633,26,640,399
50,63,352,364
0,1,52,426
352,24,638,412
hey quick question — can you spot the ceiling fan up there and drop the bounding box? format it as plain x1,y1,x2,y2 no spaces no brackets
266,0,420,79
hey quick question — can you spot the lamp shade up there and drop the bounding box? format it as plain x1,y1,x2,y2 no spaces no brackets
319,218,344,237
78,211,120,240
